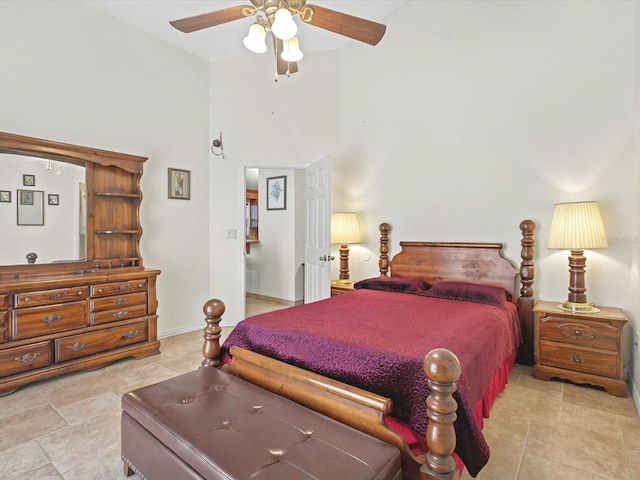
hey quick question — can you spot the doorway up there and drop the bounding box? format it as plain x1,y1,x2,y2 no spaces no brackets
242,158,331,319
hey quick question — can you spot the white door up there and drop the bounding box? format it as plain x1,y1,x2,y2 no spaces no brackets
304,156,331,303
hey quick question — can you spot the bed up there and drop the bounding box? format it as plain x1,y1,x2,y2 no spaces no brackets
200,220,536,480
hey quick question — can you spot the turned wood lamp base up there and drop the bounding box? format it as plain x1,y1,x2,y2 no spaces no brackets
559,249,599,314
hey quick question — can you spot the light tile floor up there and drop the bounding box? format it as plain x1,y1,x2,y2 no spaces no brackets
0,298,638,480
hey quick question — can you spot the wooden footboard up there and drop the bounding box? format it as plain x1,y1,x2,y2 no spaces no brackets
201,299,461,480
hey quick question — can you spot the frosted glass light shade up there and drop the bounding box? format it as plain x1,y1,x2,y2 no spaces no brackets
548,201,608,250
243,23,267,53
271,8,297,40
281,36,303,62
331,213,361,245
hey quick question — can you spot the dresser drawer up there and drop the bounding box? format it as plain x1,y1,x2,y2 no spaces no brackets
91,280,147,298
55,321,148,362
539,341,620,378
91,304,148,326
538,315,619,351
0,342,52,377
12,301,88,340
14,286,88,308
0,294,8,309
91,292,146,313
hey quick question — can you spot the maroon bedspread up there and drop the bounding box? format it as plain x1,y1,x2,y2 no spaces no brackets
221,289,520,476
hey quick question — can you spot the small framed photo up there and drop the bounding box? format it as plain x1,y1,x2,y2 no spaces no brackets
20,190,34,206
48,194,59,205
266,175,286,211
23,174,35,187
0,191,10,203
168,168,190,200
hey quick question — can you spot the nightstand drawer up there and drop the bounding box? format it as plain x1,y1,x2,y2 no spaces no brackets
538,315,619,351
539,341,620,378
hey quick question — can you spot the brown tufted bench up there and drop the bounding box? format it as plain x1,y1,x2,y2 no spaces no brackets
121,366,403,480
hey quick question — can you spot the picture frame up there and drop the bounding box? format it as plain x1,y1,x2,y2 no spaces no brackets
20,190,34,206
23,174,35,187
266,175,287,211
48,194,59,206
168,168,190,200
0,191,10,203
17,189,44,226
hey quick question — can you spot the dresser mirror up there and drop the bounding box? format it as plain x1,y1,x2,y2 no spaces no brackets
2,154,86,265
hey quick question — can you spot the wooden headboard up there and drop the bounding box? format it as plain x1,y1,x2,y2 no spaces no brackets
377,220,536,365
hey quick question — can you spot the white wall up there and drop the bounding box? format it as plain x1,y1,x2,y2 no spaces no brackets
208,52,341,323
0,1,210,336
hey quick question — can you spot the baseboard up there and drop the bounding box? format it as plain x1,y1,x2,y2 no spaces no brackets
630,375,640,415
246,292,302,306
158,324,202,339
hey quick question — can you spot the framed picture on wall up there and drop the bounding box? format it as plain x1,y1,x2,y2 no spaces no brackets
0,191,10,203
168,168,190,200
23,174,35,186
48,194,59,205
266,175,286,211
20,190,34,206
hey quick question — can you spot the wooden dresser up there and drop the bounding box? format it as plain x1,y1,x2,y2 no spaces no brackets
0,131,161,395
0,269,159,394
533,300,627,397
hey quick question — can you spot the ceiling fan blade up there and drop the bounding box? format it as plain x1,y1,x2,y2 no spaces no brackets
275,38,299,76
302,4,386,46
169,6,251,33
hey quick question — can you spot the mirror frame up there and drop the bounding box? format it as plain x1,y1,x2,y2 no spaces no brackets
0,131,147,278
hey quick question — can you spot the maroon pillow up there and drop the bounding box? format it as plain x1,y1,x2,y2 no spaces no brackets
420,281,508,306
354,276,430,295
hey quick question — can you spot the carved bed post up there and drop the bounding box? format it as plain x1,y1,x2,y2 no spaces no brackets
201,299,225,368
422,348,461,480
379,223,391,276
517,219,536,366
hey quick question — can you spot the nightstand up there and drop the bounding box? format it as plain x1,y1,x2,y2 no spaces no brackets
330,281,354,296
533,300,627,397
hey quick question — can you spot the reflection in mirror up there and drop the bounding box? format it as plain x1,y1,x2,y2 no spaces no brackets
0,154,86,265
17,189,44,226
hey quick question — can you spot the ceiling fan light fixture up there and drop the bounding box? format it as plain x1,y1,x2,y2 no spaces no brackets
281,36,303,62
243,22,267,53
271,8,297,40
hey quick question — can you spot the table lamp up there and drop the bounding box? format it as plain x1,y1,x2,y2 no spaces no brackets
330,212,361,284
548,201,608,313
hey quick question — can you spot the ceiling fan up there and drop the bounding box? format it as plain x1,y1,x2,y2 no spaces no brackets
169,0,386,79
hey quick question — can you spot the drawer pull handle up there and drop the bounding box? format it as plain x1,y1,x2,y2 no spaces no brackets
113,311,129,319
77,291,84,296
42,314,63,324
571,355,585,363
121,330,140,339
114,298,128,306
15,352,41,363
24,297,31,302
138,284,144,288
66,342,87,352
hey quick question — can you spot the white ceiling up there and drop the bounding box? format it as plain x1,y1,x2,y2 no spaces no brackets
81,1,407,63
